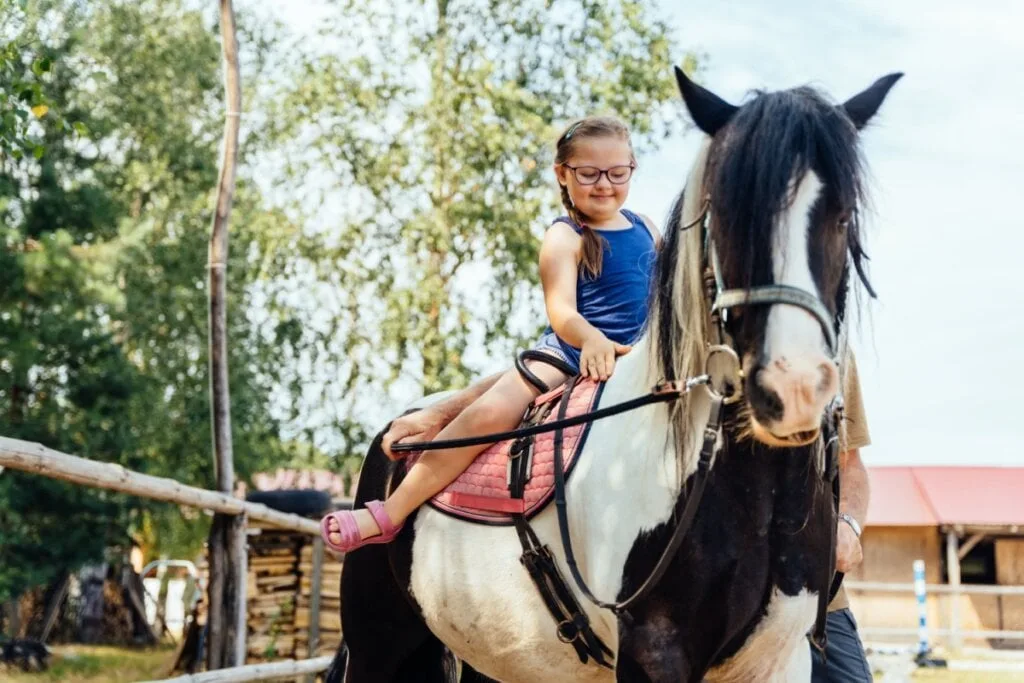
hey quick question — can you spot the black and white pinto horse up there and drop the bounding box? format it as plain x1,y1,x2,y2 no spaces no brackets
329,68,900,682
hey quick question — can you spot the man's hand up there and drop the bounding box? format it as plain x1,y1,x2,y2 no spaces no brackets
381,408,450,461
836,519,863,573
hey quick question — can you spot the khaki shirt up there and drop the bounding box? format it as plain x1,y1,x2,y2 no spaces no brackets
828,351,871,612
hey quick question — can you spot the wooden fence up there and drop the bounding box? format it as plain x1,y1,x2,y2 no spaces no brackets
0,435,336,682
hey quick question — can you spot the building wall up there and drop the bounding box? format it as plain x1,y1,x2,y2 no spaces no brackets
846,526,944,632
846,527,1024,644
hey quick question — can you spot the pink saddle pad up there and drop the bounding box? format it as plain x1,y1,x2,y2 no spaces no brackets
404,379,604,524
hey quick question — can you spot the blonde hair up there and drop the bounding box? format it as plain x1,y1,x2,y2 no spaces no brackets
554,116,636,279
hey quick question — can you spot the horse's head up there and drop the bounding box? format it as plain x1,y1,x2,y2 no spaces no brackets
661,69,900,448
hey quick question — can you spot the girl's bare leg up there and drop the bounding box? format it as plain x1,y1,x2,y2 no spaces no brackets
327,360,569,543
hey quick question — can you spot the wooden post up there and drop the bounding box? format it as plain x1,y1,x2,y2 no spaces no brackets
946,529,962,651
308,537,324,658
39,572,71,643
207,0,244,669
229,512,248,665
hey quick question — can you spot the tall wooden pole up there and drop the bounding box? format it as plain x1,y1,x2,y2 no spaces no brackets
206,0,246,669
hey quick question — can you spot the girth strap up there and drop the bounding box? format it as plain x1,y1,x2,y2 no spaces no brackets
511,514,614,669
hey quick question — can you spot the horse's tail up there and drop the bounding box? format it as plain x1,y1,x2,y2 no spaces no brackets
323,639,348,683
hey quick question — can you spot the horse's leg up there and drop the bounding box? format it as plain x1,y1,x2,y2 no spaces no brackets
616,612,692,683
332,429,450,683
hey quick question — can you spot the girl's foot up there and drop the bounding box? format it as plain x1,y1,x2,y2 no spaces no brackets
320,500,403,553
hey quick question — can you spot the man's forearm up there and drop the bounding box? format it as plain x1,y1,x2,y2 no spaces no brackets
839,448,870,527
430,371,504,420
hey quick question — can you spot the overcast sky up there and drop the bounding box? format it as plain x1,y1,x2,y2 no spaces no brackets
270,1,1023,467
623,0,1024,467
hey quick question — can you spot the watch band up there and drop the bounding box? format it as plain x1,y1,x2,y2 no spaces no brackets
838,512,862,538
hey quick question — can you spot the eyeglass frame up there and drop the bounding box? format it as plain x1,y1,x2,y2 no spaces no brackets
560,163,636,186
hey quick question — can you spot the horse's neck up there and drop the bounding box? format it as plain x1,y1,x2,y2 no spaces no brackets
561,336,715,600
575,335,712,509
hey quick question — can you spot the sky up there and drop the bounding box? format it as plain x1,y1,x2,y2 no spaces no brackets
269,0,1024,467
622,0,1024,467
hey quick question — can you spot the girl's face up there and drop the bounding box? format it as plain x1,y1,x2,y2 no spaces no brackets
556,136,635,223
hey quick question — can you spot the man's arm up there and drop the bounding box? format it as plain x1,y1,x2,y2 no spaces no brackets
381,371,504,459
836,447,869,573
836,349,871,573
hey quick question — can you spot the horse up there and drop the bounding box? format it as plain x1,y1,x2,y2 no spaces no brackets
327,67,901,682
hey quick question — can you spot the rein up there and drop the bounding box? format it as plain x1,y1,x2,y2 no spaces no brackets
390,376,710,455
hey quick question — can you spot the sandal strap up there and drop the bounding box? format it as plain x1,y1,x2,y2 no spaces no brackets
365,500,400,536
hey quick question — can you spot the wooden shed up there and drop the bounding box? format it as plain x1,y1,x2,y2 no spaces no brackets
846,466,1024,648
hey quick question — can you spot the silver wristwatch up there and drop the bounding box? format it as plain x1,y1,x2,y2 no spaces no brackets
838,512,862,538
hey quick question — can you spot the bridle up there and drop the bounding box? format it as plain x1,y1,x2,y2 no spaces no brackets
683,194,840,405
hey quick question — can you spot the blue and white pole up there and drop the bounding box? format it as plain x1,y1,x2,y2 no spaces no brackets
914,559,929,657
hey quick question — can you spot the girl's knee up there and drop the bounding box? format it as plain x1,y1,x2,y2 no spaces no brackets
468,396,524,431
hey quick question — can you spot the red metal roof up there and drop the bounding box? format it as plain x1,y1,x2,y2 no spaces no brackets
866,466,1024,527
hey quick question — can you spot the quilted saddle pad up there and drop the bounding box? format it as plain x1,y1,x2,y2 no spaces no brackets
403,379,604,524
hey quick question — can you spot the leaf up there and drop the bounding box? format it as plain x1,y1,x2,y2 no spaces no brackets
31,104,50,118
73,121,89,136
33,144,45,159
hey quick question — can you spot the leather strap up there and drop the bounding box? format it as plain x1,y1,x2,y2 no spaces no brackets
713,285,837,355
552,376,724,613
391,379,689,454
512,515,614,668
516,350,578,394
810,410,844,657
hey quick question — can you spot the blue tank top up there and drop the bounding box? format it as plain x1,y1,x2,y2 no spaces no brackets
542,209,656,369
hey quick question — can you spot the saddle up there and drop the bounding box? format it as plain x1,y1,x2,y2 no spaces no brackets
404,378,604,524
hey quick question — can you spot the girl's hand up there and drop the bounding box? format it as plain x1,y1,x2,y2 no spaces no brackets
579,333,632,381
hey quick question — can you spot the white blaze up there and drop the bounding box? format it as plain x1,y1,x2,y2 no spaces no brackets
764,171,827,360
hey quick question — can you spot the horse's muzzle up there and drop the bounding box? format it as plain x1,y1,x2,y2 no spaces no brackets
746,355,838,443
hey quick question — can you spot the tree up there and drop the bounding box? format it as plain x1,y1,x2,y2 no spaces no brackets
0,0,304,602
265,0,693,450
0,0,68,162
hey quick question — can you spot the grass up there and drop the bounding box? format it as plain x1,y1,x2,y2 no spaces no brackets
3,644,175,683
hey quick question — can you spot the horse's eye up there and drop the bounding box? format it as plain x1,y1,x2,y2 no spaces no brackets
837,214,852,229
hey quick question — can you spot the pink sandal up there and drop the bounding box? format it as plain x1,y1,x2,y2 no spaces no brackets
320,500,404,553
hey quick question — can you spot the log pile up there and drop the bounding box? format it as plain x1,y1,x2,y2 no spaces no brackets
245,523,301,661
295,544,342,657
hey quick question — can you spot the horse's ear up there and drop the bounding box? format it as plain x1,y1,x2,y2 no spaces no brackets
841,72,904,130
675,66,738,137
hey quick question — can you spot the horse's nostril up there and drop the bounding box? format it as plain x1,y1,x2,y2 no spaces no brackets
817,362,839,397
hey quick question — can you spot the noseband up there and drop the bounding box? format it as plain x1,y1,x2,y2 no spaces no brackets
681,197,839,400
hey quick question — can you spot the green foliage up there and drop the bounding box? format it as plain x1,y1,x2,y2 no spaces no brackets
0,0,302,601
265,0,691,422
0,0,68,162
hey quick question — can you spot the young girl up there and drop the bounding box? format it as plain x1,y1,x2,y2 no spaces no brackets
322,116,660,552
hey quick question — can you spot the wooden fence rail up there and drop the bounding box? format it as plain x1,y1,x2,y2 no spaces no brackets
0,436,320,536
139,655,335,683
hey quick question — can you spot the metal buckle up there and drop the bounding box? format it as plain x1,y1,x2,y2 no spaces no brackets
653,375,710,397
705,345,743,404
556,619,581,644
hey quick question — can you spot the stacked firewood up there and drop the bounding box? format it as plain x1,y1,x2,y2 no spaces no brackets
294,543,342,657
245,523,301,661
